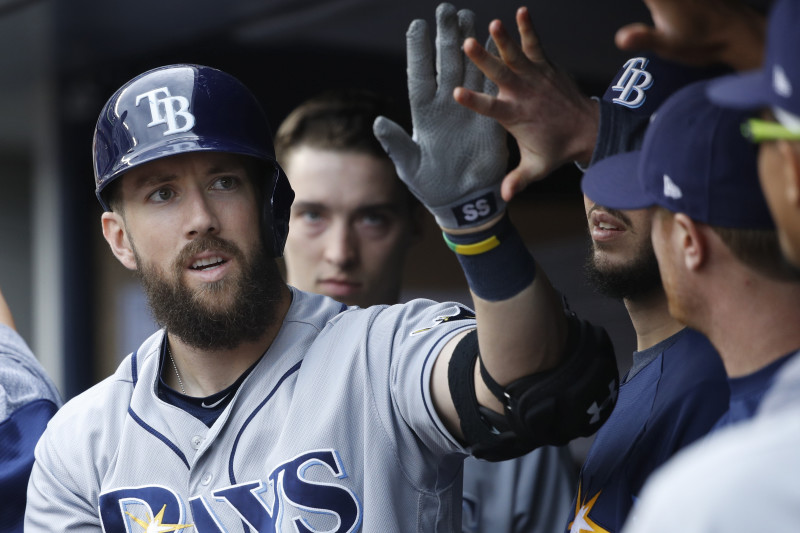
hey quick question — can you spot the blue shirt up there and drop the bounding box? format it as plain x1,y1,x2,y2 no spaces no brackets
712,351,795,429
566,328,729,533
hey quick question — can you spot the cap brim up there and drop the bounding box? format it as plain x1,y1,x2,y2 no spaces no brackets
706,70,771,110
580,151,654,211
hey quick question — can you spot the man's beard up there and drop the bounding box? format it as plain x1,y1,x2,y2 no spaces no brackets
584,239,663,302
134,235,283,351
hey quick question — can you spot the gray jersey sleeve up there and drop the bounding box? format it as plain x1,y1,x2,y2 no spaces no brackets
373,299,475,452
1,324,61,533
0,324,61,420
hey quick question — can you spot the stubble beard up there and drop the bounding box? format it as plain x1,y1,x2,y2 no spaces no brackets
583,238,663,302
134,235,284,351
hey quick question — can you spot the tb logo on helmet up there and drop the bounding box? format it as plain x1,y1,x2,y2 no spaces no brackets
610,57,653,109
135,87,196,135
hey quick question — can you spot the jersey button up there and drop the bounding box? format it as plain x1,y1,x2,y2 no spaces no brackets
191,435,204,449
201,473,213,486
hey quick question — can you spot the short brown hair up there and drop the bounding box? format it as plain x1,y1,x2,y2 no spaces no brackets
711,225,798,281
656,206,796,280
274,89,410,164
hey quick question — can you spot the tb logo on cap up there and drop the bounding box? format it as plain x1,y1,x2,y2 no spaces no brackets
611,58,654,109
135,87,195,135
773,65,793,98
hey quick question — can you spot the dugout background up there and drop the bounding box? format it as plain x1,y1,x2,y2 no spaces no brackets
0,0,770,462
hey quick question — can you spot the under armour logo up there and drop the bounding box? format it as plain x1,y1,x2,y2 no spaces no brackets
663,174,683,199
773,65,793,98
611,57,654,109
135,87,195,135
587,379,617,424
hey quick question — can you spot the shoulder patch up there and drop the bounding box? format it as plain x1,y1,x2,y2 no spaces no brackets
410,306,475,336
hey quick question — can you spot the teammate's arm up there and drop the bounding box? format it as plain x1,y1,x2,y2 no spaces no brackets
374,3,617,457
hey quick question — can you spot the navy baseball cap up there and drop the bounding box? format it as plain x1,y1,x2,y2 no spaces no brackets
602,55,727,115
591,55,730,165
582,79,775,230
707,0,800,121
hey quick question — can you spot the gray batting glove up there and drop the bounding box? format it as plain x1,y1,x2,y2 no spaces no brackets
373,2,508,231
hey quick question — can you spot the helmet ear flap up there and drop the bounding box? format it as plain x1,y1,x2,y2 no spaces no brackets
263,163,294,258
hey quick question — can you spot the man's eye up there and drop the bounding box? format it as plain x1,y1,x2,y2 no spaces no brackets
149,188,174,202
301,211,322,223
361,213,389,227
212,176,238,190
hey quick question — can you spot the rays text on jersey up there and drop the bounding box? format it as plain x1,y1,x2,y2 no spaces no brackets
99,449,363,532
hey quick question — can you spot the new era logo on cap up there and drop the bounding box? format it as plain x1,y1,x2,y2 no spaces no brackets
663,175,682,200
773,65,793,98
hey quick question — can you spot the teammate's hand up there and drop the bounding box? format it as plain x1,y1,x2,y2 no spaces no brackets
373,3,508,231
615,0,766,71
454,7,599,202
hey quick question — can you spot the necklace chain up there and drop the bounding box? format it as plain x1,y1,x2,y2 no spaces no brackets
166,343,186,395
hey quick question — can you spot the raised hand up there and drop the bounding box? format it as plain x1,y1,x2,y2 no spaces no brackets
454,7,599,201
374,3,509,230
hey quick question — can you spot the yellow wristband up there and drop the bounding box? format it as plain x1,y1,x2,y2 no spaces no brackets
442,232,501,255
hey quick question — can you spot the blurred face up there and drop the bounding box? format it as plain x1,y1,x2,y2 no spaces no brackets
102,152,283,349
583,195,662,301
283,147,420,307
758,138,800,267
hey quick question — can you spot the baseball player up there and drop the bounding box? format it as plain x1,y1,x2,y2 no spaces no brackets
448,8,731,532
613,1,800,531
24,4,617,532
0,286,61,532
276,89,424,309
582,79,800,527
276,88,578,533
582,78,800,426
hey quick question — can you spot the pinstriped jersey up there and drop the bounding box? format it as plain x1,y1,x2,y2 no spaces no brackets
26,288,477,532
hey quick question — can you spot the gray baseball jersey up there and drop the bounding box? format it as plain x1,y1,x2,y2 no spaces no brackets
26,288,479,532
461,447,576,533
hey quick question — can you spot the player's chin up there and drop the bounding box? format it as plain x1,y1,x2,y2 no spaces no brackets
591,249,636,271
317,282,364,305
191,280,239,305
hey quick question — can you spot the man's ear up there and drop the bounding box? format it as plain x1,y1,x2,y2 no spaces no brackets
101,212,137,270
673,213,707,271
778,140,800,207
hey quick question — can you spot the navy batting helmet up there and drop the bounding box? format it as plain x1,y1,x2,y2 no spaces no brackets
93,64,294,257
